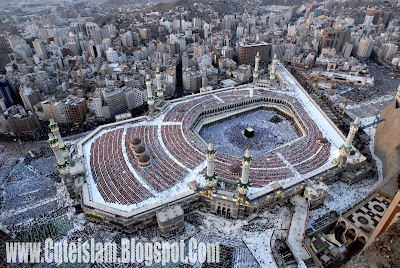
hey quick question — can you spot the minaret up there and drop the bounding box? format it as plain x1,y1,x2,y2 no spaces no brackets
49,118,68,161
48,132,70,176
156,65,164,100
270,53,278,81
48,130,76,199
204,139,217,196
396,84,400,107
238,146,252,203
201,69,207,88
253,51,260,83
335,116,360,167
146,70,155,118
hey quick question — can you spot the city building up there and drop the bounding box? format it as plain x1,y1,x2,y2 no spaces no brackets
320,28,350,53
356,38,374,59
3,105,40,135
19,85,41,112
238,41,271,65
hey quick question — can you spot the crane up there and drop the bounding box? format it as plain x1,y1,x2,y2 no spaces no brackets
313,71,321,91
315,78,349,99
317,99,359,118
306,61,314,81
339,99,359,118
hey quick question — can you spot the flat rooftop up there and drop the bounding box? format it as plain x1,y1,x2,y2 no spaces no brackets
79,66,349,213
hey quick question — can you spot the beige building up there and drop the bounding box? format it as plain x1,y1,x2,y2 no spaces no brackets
40,95,88,125
375,87,400,199
4,105,40,135
156,205,185,237
41,99,67,124
321,28,350,53
356,38,374,59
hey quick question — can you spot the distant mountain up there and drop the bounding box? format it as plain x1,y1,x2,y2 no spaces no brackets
262,0,307,6
146,0,238,15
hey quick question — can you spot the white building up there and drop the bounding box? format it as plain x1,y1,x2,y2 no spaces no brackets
32,39,48,59
19,85,41,112
92,95,110,119
170,34,186,51
124,88,144,110
105,47,119,63
381,43,398,60
356,38,374,59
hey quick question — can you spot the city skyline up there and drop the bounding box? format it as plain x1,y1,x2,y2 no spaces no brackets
0,0,399,267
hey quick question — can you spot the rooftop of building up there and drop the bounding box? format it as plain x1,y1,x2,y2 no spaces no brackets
77,64,354,214
156,205,184,223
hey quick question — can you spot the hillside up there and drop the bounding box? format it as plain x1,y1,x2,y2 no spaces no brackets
146,0,238,15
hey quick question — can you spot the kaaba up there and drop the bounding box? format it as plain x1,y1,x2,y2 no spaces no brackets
244,127,254,138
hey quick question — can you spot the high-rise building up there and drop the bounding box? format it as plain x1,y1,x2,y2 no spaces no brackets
238,42,271,65
8,37,22,50
221,46,234,59
0,78,14,105
320,28,350,53
92,94,110,119
19,85,41,112
62,95,88,124
41,99,67,124
381,43,398,60
32,39,48,59
121,31,133,47
364,15,374,26
124,87,143,110
182,69,201,92
170,34,186,51
85,22,99,39
0,111,9,133
356,38,374,59
3,105,40,135
101,88,128,117
366,9,392,25
139,28,148,40
342,42,354,58
105,47,119,63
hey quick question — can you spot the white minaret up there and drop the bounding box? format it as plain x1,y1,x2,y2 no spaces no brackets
146,71,155,118
48,126,76,199
253,51,260,83
270,53,278,81
49,118,68,161
396,84,400,107
335,116,360,167
204,139,217,195
201,69,207,88
0,98,6,112
238,146,252,203
156,65,164,100
48,132,69,175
